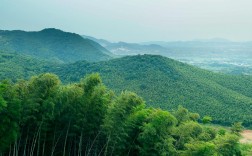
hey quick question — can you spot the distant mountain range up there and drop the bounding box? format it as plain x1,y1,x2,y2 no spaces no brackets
82,35,173,56
82,35,252,75
0,28,113,63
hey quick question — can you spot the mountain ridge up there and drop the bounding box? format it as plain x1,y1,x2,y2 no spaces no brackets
82,35,252,75
0,28,113,63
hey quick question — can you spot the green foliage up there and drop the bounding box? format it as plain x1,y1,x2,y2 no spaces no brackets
81,73,102,93
0,95,7,111
23,73,60,125
240,144,252,156
0,80,20,151
138,109,177,156
1,53,252,126
173,105,190,125
214,134,242,156
102,91,145,155
173,121,203,150
0,50,58,81
0,73,245,155
183,141,216,156
0,29,112,63
198,127,216,142
231,122,244,134
218,128,226,136
189,113,200,122
47,55,252,126
202,116,212,124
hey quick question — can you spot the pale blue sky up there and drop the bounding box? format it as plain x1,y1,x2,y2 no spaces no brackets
1,0,252,42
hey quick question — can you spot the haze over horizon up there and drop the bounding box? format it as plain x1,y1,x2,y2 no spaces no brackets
1,0,252,42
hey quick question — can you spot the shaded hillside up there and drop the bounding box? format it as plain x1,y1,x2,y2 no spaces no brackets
0,50,58,80
49,55,252,126
0,28,113,63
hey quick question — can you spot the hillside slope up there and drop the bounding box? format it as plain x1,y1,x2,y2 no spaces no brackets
49,55,252,126
0,28,113,63
0,50,58,80
1,52,252,126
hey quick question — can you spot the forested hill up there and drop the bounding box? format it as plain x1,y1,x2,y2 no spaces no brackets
0,73,245,155
0,50,58,80
1,51,252,126
0,28,113,63
49,55,252,126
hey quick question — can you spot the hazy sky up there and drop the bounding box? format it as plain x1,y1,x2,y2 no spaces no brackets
1,0,252,42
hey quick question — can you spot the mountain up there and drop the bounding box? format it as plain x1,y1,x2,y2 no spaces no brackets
0,28,113,63
48,55,252,126
82,35,252,75
137,40,252,61
140,40,252,73
106,42,171,56
82,35,112,47
82,35,172,56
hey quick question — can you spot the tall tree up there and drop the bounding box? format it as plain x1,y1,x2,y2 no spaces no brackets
138,109,177,156
0,80,20,152
102,91,145,155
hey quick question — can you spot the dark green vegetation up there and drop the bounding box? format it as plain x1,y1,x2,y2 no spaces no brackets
0,50,57,80
0,73,244,155
0,28,113,63
49,55,252,126
1,51,252,126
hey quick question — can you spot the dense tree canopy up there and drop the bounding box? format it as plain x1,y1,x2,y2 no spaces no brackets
49,55,252,126
1,53,252,126
0,73,247,155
